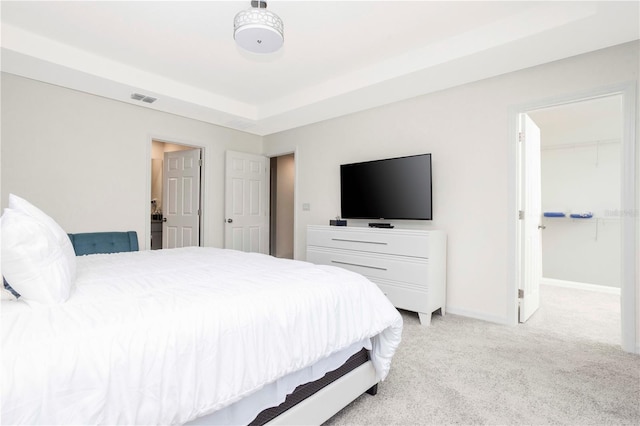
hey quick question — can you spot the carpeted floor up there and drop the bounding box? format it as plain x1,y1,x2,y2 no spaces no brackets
324,285,640,425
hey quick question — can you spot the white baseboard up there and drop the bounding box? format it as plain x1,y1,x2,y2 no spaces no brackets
444,306,510,325
541,278,621,295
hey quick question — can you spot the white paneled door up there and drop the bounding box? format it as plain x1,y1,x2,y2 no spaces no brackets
224,151,269,254
163,148,201,248
519,114,542,322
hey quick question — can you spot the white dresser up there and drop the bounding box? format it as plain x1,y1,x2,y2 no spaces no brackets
306,225,447,325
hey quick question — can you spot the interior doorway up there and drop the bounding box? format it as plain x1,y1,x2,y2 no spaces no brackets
526,95,623,344
269,153,295,259
151,140,203,249
222,150,295,257
513,84,637,354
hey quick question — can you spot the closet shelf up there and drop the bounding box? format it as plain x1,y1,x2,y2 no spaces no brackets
542,212,621,222
541,138,620,151
543,212,594,219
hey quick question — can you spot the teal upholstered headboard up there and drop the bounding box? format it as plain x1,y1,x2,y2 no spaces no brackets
67,231,139,256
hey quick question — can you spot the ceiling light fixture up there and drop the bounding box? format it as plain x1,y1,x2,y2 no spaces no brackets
234,0,284,54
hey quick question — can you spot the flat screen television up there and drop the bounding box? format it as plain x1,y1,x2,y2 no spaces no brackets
340,153,432,220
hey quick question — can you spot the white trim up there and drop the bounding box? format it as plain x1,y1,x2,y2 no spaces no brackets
620,82,637,354
541,278,621,296
508,82,637,354
506,105,520,326
145,137,153,251
293,147,299,260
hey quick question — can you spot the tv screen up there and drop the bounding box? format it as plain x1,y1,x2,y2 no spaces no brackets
340,153,432,220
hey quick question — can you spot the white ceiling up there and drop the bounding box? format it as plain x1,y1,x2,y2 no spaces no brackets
529,95,623,146
1,1,638,136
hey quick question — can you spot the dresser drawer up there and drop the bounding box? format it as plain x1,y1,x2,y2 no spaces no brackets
307,226,430,258
306,225,446,326
307,247,429,286
375,281,429,314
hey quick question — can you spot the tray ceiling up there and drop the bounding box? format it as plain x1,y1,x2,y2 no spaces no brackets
1,1,638,135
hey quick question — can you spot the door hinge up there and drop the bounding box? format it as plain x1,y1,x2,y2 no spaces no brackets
197,209,201,216
518,210,524,220
199,159,203,167
518,289,524,298
518,132,524,142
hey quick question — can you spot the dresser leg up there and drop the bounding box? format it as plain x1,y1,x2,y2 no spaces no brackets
417,312,431,326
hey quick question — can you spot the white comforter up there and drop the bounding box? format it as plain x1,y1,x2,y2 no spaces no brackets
1,247,403,425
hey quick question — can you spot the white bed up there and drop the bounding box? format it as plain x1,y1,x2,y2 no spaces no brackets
1,246,403,425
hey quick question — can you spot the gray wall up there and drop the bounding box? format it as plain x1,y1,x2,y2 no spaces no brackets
263,41,639,324
1,73,263,249
2,41,638,331
532,97,623,288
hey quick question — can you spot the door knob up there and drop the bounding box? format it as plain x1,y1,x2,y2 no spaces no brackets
227,218,233,223
162,218,167,222
538,224,546,229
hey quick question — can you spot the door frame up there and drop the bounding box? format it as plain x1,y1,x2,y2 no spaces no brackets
518,113,542,323
146,136,206,250
268,151,296,259
507,82,637,353
265,147,299,259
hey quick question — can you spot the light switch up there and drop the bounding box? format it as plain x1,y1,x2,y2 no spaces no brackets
302,203,310,211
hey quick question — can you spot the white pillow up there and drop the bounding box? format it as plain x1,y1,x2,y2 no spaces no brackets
1,208,73,304
8,194,76,281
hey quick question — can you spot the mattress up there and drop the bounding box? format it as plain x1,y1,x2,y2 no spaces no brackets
1,247,403,425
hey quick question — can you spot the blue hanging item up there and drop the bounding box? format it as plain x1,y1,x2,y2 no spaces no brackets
569,212,593,219
543,212,566,217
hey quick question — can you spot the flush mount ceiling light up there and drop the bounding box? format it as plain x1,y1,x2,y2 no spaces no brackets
234,0,284,54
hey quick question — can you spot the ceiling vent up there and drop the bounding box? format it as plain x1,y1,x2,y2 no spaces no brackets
130,93,157,103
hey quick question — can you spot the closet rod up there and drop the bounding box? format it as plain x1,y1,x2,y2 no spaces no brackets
541,138,620,151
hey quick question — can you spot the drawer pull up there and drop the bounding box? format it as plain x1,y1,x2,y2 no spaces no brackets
331,238,388,245
331,260,388,271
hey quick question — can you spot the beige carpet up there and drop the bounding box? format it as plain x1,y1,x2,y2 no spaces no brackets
324,285,640,425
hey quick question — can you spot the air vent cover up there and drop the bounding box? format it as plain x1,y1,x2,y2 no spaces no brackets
130,93,157,103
